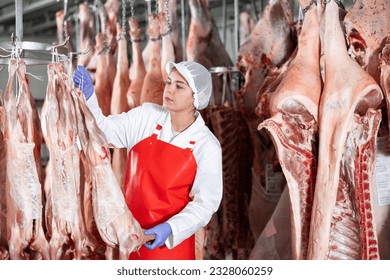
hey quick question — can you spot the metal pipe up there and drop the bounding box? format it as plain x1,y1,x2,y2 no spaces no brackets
15,0,23,96
15,0,23,43
251,0,259,21
181,0,186,60
234,0,239,58
95,1,100,34
222,0,227,44
63,0,68,19
147,0,152,15
75,13,80,52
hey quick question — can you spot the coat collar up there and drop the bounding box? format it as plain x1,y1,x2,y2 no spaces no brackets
156,109,206,144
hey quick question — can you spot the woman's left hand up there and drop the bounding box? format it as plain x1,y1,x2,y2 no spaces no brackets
144,222,172,250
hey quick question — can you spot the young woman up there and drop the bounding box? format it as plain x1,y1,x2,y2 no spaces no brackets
73,61,223,260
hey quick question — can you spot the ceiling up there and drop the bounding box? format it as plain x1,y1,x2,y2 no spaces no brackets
0,0,256,40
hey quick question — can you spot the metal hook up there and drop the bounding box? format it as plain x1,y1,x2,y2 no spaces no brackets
11,32,16,46
0,49,12,58
69,42,91,57
52,36,70,49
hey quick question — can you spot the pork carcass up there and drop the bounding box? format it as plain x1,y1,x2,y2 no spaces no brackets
55,10,76,53
159,0,175,82
257,0,321,259
211,107,254,259
94,33,113,116
111,23,130,190
0,90,8,260
236,0,295,241
240,11,256,46
127,18,146,108
140,13,165,105
111,24,130,115
187,0,233,106
77,2,95,68
307,1,383,260
4,60,49,260
168,0,183,61
344,0,390,84
104,0,119,56
41,63,88,260
376,40,390,259
237,0,295,118
72,89,152,260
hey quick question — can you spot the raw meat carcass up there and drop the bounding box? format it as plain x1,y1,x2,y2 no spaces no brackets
95,6,117,89
240,11,256,46
257,0,322,259
41,63,88,260
55,10,76,53
236,0,295,241
211,107,254,259
104,0,119,55
237,0,295,119
72,89,152,260
376,41,390,259
111,23,130,116
159,0,175,82
140,13,165,105
307,1,383,260
127,18,146,108
77,2,96,68
0,89,8,260
187,0,233,106
111,23,130,190
4,60,49,260
168,0,183,61
344,0,390,84
94,33,112,116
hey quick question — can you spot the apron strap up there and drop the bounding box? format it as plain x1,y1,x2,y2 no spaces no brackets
152,124,163,139
153,123,196,151
186,140,196,151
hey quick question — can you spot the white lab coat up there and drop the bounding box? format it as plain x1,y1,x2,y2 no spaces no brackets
86,93,223,248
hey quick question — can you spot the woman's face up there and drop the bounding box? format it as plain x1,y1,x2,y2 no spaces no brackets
163,68,195,112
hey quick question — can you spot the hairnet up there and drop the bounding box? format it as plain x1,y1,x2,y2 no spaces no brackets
166,61,212,110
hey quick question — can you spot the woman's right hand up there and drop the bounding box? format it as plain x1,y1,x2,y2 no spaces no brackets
73,65,94,100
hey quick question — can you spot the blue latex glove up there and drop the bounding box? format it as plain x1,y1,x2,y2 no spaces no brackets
144,222,172,250
73,65,94,100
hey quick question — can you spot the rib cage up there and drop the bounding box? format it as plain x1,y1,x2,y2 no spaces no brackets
210,106,253,259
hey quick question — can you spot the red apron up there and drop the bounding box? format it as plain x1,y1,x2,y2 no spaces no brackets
125,124,197,260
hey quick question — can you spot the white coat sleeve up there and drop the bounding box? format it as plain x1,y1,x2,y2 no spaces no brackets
165,140,223,249
86,93,145,148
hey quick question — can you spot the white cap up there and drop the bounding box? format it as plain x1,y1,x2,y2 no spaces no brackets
166,61,212,110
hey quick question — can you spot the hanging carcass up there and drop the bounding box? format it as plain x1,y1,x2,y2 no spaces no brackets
257,0,322,259
307,1,383,260
140,13,165,105
344,0,390,85
41,63,89,260
236,0,296,242
4,59,49,260
0,89,8,260
72,89,152,259
127,17,146,108
111,22,130,191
